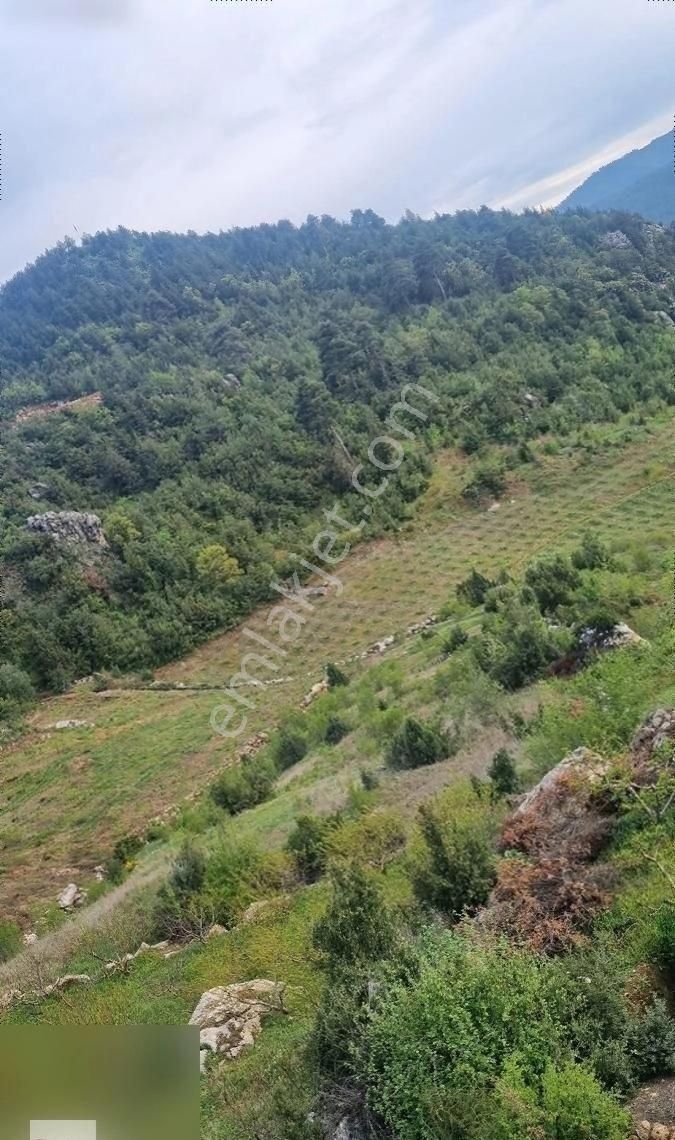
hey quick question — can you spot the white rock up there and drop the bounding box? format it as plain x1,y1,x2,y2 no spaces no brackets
57,883,85,909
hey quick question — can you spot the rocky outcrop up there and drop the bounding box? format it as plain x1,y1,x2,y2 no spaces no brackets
601,229,632,249
27,511,107,547
631,710,675,767
579,622,645,653
512,747,608,819
189,979,285,1069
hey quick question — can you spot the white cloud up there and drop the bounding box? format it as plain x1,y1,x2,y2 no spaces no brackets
1,0,675,280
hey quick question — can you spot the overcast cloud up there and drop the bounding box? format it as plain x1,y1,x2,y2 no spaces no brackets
0,0,674,282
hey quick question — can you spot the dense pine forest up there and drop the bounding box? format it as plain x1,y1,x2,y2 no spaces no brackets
1,205,675,709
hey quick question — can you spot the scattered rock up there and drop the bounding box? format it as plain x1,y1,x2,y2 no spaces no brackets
190,979,285,1067
23,932,38,946
236,731,269,761
205,924,227,940
27,510,108,546
301,679,329,708
487,501,501,512
406,615,439,636
51,720,93,731
57,883,86,910
93,864,106,882
368,635,395,656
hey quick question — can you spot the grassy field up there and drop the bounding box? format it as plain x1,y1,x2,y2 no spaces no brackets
1,414,674,921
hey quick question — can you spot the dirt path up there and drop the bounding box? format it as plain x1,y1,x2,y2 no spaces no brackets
0,854,168,991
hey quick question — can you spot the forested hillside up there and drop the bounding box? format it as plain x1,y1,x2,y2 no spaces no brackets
1,206,675,708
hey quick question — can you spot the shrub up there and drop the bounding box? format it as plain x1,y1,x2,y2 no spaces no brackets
650,904,675,981
441,626,468,656
473,601,564,690
324,716,350,745
327,810,406,871
210,754,275,814
538,1061,631,1140
363,935,567,1140
170,841,206,896
411,803,496,917
326,662,349,689
386,717,448,770
457,569,496,608
626,998,675,1082
462,461,507,504
488,749,520,797
360,768,380,791
313,864,397,977
524,554,581,615
0,918,22,963
275,729,308,771
572,532,614,572
287,814,334,882
112,834,144,864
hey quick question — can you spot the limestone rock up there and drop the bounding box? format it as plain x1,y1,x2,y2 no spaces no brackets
190,979,284,1065
631,709,675,766
57,883,86,910
51,720,93,731
513,747,607,818
27,511,107,547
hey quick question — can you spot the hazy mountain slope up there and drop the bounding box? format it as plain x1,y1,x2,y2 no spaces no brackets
560,131,675,222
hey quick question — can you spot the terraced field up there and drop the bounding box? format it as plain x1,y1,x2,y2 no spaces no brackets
2,416,674,921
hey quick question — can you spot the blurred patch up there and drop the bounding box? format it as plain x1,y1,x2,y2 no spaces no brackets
0,1027,199,1140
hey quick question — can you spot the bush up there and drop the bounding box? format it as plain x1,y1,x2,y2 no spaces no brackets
210,754,276,814
441,626,469,656
170,841,206,896
0,663,35,723
275,729,308,771
313,864,397,977
462,461,507,504
327,809,406,871
0,918,22,962
287,814,334,882
360,768,380,791
473,601,564,690
626,998,675,1082
524,554,581,615
411,803,496,917
386,717,449,770
488,749,520,797
572,532,614,572
538,1061,631,1140
456,569,496,608
363,935,566,1140
650,904,675,981
326,662,349,689
324,716,350,745
112,834,144,864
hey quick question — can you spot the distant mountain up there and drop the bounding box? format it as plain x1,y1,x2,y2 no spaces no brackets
560,132,675,223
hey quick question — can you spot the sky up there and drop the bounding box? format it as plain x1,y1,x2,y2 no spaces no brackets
0,0,674,282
